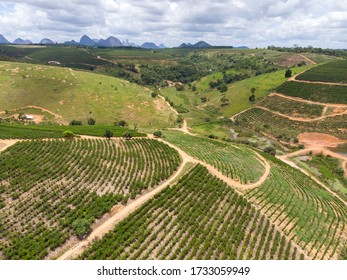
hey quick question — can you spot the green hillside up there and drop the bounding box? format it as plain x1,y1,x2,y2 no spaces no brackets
0,61,174,128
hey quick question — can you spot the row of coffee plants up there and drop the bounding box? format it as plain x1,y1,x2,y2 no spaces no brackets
0,138,180,259
245,156,347,259
257,95,324,118
276,82,347,104
235,108,347,139
296,60,347,83
79,164,302,260
163,131,265,184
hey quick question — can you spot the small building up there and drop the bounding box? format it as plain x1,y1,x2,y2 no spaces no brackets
48,61,61,65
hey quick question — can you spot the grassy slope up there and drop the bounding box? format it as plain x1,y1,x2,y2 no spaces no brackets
0,61,174,128
160,65,313,125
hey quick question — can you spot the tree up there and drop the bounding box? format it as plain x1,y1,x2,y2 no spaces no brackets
249,94,255,102
71,218,90,239
285,69,292,78
87,118,96,125
191,85,197,91
117,120,128,127
151,92,158,98
69,120,82,125
263,146,276,156
63,130,74,139
251,87,256,94
123,131,132,140
219,83,228,93
104,130,113,140
153,131,162,138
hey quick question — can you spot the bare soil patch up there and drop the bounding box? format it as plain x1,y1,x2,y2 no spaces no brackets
298,132,347,148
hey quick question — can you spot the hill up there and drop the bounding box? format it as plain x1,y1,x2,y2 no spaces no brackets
0,61,175,127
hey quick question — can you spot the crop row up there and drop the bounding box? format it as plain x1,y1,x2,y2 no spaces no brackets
163,131,265,184
245,156,347,260
0,124,145,139
296,60,347,83
235,108,347,139
79,164,301,260
0,138,180,259
257,95,324,118
276,81,347,104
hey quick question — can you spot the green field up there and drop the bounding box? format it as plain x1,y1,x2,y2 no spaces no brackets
292,154,347,201
80,164,301,260
276,81,347,104
0,138,180,259
235,107,347,139
296,60,347,83
246,156,347,260
0,61,174,127
257,95,324,118
164,131,265,184
160,65,313,124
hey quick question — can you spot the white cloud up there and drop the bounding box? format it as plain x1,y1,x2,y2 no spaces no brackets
0,0,345,48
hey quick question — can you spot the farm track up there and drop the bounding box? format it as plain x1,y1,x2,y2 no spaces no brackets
255,105,347,122
298,54,317,65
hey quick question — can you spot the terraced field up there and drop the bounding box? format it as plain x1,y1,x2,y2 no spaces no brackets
276,82,347,104
235,108,347,139
80,165,302,260
163,131,266,184
0,138,180,259
245,156,347,260
258,95,324,118
296,60,347,83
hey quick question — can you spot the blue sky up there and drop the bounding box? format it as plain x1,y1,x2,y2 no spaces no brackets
0,0,346,48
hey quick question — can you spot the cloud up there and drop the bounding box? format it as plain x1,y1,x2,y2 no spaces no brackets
0,0,346,48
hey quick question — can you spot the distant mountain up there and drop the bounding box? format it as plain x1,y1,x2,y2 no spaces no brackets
141,42,159,49
158,43,167,49
13,38,32,45
40,38,55,45
98,36,123,47
79,35,95,46
179,41,212,48
122,39,137,47
235,46,249,49
0,34,10,44
63,40,79,45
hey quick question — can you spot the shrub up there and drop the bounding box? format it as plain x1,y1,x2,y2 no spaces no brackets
70,120,82,125
87,118,96,125
117,120,128,127
263,146,276,156
153,131,162,138
72,218,91,239
63,130,74,139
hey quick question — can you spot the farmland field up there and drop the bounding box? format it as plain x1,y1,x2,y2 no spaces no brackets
245,156,347,260
163,131,265,184
257,95,324,118
235,108,347,139
79,165,302,260
0,138,180,259
276,82,347,104
296,60,347,83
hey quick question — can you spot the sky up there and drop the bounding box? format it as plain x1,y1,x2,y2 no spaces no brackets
0,0,346,48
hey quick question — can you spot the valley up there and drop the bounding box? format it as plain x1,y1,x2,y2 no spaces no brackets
0,45,346,260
